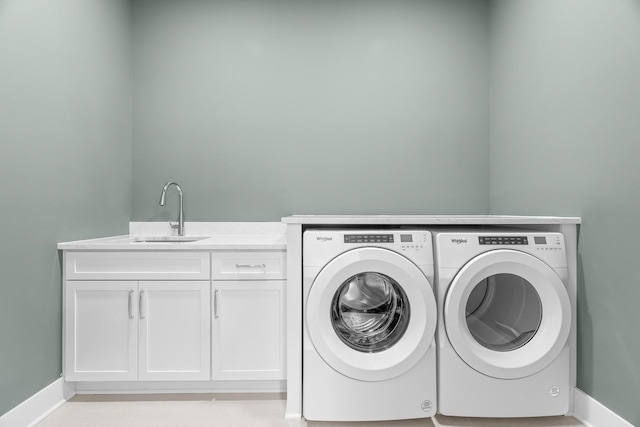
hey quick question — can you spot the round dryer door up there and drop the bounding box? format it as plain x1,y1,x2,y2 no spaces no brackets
444,249,571,379
306,247,437,382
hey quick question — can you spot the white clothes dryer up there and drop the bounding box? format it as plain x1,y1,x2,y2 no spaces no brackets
303,229,438,421
432,229,573,418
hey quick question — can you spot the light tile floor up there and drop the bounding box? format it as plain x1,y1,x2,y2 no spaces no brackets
37,394,585,427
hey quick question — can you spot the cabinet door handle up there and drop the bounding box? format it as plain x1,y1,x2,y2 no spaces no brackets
139,290,145,319
235,263,266,269
214,289,219,319
128,289,134,319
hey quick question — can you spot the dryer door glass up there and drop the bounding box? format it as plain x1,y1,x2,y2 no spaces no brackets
465,273,542,352
331,272,410,353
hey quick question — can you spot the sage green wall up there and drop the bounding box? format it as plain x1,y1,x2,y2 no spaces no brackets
132,0,490,221
490,1,640,425
7,0,637,422
0,0,132,417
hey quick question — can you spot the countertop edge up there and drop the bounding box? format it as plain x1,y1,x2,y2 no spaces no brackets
58,243,288,251
280,215,582,225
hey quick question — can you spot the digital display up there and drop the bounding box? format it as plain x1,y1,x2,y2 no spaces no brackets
534,236,547,244
400,235,413,243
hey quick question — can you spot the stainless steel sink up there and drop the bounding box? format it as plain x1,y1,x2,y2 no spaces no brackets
131,236,208,243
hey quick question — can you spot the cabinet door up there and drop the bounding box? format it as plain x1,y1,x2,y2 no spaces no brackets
64,281,138,381
138,281,211,381
212,281,285,380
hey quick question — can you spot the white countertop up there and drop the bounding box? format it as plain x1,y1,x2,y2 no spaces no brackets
281,215,581,225
58,217,582,250
58,222,287,251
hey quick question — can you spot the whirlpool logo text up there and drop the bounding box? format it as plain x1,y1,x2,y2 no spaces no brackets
451,238,468,244
316,237,333,242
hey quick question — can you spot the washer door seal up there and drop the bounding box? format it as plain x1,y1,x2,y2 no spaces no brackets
444,249,571,379
306,247,437,382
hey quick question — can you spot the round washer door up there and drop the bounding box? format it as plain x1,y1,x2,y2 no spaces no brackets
306,247,437,382
444,249,571,379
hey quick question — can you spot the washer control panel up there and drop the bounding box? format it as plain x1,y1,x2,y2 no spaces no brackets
343,232,429,252
398,232,430,252
341,231,431,257
344,234,394,244
304,230,433,267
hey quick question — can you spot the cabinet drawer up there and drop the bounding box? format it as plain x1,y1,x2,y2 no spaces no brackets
212,251,286,280
66,252,211,280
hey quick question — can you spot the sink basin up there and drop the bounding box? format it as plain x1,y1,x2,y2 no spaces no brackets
131,236,208,243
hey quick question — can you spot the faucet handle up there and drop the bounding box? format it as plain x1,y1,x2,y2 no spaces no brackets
169,221,180,230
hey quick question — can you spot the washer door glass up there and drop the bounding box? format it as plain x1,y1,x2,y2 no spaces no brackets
466,274,542,352
306,247,437,382
332,272,410,353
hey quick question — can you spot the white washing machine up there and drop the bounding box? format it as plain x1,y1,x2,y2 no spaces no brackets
303,229,438,421
432,229,573,418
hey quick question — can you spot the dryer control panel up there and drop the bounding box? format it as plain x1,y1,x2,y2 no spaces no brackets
435,231,566,269
479,236,528,245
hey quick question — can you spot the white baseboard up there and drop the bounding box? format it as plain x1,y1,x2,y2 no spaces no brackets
74,380,286,394
574,388,634,427
0,378,76,427
1,381,633,427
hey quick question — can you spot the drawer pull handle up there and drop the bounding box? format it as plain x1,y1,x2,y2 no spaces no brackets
235,263,266,269
139,290,146,319
128,289,134,319
214,289,219,319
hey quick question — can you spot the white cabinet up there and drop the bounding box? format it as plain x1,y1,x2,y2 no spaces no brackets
139,281,210,381
64,281,138,381
65,280,210,382
65,251,210,281
212,281,285,380
211,251,286,281
211,250,286,381
63,248,287,388
63,252,211,382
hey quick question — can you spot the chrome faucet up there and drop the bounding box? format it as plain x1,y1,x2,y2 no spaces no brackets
159,182,184,236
